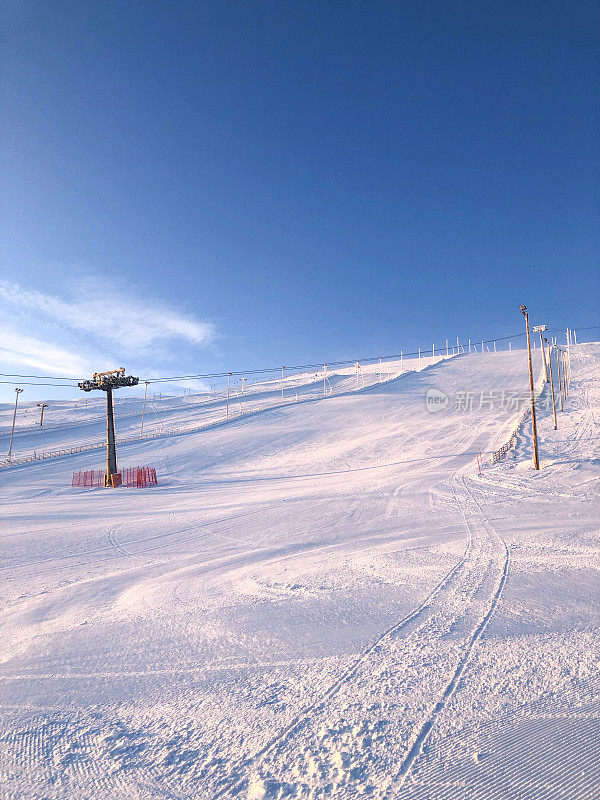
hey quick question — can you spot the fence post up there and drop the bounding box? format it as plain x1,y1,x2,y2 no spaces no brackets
557,349,564,411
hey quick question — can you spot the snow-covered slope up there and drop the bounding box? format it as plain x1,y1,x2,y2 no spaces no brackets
1,345,598,800
1,355,445,465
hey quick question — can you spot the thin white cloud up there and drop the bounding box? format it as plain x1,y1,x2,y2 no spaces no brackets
137,368,212,395
0,280,216,350
0,328,92,377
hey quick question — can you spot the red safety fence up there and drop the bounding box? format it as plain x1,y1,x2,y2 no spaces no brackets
72,469,105,487
72,466,158,488
122,466,158,487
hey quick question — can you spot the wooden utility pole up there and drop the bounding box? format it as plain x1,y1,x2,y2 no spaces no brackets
8,388,23,460
520,306,540,470
37,402,48,427
226,372,231,417
545,339,558,430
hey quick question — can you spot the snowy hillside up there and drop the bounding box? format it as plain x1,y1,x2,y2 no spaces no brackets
1,354,445,465
1,344,598,799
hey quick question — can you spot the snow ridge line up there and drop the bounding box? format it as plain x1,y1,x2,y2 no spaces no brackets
388,476,510,792
211,521,475,798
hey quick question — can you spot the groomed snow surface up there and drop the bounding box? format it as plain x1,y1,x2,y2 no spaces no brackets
1,345,599,799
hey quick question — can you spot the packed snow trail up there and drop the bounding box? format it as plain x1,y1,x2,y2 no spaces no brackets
394,344,600,800
213,471,511,799
1,346,599,800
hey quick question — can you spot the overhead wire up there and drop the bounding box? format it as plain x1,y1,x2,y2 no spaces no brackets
0,323,596,388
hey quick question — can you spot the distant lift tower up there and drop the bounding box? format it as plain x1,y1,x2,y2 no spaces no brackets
78,368,139,486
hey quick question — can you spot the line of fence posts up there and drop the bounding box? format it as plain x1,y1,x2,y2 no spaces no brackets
545,338,558,430
565,338,571,395
557,348,564,412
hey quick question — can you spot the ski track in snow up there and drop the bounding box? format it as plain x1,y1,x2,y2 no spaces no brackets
212,472,511,799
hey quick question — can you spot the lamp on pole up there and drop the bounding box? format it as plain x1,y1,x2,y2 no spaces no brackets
520,305,540,470
544,338,558,431
7,387,23,460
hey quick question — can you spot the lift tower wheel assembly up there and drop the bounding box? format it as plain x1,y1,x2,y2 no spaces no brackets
78,368,139,487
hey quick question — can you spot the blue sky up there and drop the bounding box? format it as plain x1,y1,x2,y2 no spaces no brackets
1,1,598,402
